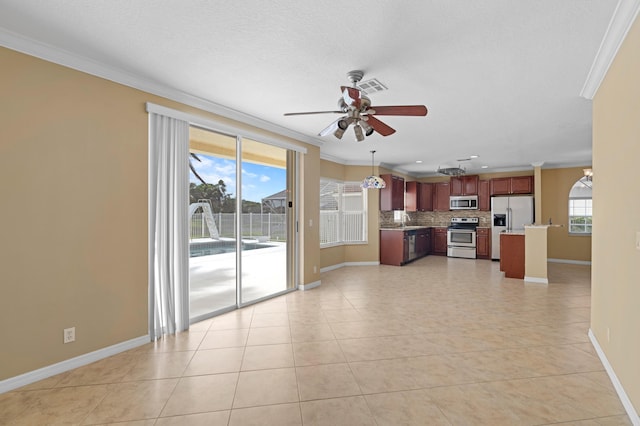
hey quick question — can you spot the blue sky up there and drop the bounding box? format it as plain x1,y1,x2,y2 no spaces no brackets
190,153,286,202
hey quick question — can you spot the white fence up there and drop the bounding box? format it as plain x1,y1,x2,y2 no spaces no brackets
320,211,365,245
191,213,287,241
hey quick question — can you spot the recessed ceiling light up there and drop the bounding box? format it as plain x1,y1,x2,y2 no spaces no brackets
470,155,479,159
416,160,423,164
481,165,489,169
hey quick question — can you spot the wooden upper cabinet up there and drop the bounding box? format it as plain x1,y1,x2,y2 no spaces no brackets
511,176,533,194
450,175,479,195
419,182,433,211
490,176,533,196
490,177,511,195
478,180,490,211
380,174,405,211
433,182,450,211
405,181,419,212
406,182,434,212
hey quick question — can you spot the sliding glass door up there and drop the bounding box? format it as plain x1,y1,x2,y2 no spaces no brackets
188,127,296,321
239,139,290,304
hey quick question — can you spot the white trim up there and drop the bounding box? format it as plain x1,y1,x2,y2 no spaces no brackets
320,261,380,273
298,280,321,291
589,329,640,425
547,258,592,266
0,28,322,149
146,103,307,155
524,276,549,284
0,335,149,394
580,0,640,99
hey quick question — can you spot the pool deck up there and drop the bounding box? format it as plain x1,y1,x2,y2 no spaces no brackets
189,238,288,319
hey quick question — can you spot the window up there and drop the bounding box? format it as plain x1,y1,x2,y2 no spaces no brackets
568,177,592,235
320,178,367,247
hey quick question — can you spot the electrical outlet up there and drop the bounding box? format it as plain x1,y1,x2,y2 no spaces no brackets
313,265,317,274
636,232,640,250
63,327,75,344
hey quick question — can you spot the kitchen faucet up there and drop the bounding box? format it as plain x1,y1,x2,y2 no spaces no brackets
402,213,410,227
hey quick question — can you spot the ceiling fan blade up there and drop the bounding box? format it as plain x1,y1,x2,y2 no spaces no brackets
284,110,343,116
366,115,396,136
340,86,361,108
318,117,342,136
369,105,428,116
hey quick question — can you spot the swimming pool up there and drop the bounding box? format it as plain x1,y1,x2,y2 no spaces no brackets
189,240,273,257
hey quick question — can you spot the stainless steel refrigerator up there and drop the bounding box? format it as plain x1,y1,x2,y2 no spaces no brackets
491,195,534,260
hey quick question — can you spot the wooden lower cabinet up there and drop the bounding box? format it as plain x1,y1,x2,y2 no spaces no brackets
432,227,448,256
476,228,490,259
500,233,525,278
416,228,431,257
380,228,432,266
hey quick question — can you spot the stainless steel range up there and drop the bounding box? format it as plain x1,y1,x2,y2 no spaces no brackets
447,217,479,259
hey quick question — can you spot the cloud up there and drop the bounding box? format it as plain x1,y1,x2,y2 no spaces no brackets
259,175,271,182
242,168,258,178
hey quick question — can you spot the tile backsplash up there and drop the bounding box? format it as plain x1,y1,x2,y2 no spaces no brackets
379,210,492,228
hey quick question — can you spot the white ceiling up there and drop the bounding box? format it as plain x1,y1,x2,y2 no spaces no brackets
0,0,619,176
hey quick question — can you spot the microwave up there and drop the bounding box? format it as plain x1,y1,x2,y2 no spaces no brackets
450,195,478,210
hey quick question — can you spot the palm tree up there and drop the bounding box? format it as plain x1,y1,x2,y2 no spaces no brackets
190,153,207,184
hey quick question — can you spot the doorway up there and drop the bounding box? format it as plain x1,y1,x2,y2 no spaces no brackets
188,126,297,322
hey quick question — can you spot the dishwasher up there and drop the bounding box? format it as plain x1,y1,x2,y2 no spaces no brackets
407,230,418,260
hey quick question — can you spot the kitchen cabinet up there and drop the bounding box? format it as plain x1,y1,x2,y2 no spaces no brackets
490,176,533,196
406,182,433,212
416,227,432,257
405,181,419,211
380,174,405,211
476,227,490,259
511,176,534,194
450,175,479,196
380,230,407,266
420,183,434,211
500,233,525,278
478,180,490,211
432,227,448,255
433,182,450,212
380,227,432,266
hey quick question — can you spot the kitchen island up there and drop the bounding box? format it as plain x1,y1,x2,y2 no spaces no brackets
500,232,525,279
379,226,432,266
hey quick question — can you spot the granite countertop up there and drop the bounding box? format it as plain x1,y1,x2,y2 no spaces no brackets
501,230,526,236
380,226,430,231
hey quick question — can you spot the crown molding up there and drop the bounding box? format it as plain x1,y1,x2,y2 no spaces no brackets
0,28,323,148
580,0,640,99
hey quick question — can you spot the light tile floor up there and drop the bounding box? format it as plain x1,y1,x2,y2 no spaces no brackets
1,256,632,425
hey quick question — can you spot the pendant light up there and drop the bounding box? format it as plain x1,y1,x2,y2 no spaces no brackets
361,150,386,189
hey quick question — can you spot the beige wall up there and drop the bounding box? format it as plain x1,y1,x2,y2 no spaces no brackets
0,47,319,380
591,14,640,413
542,167,592,262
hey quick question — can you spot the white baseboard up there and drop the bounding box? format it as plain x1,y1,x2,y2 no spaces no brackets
588,329,640,425
0,335,149,394
548,258,592,265
298,280,321,291
320,261,379,273
524,276,549,284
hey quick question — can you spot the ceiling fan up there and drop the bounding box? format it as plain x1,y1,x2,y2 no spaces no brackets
284,70,428,141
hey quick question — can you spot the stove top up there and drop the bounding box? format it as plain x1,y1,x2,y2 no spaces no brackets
448,217,479,230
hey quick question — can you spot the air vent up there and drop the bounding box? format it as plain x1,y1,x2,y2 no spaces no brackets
357,78,387,95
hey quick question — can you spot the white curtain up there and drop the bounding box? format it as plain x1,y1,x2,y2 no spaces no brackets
148,112,190,341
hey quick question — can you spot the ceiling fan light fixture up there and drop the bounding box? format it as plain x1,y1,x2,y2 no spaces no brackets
354,124,365,142
360,120,374,136
334,127,346,139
